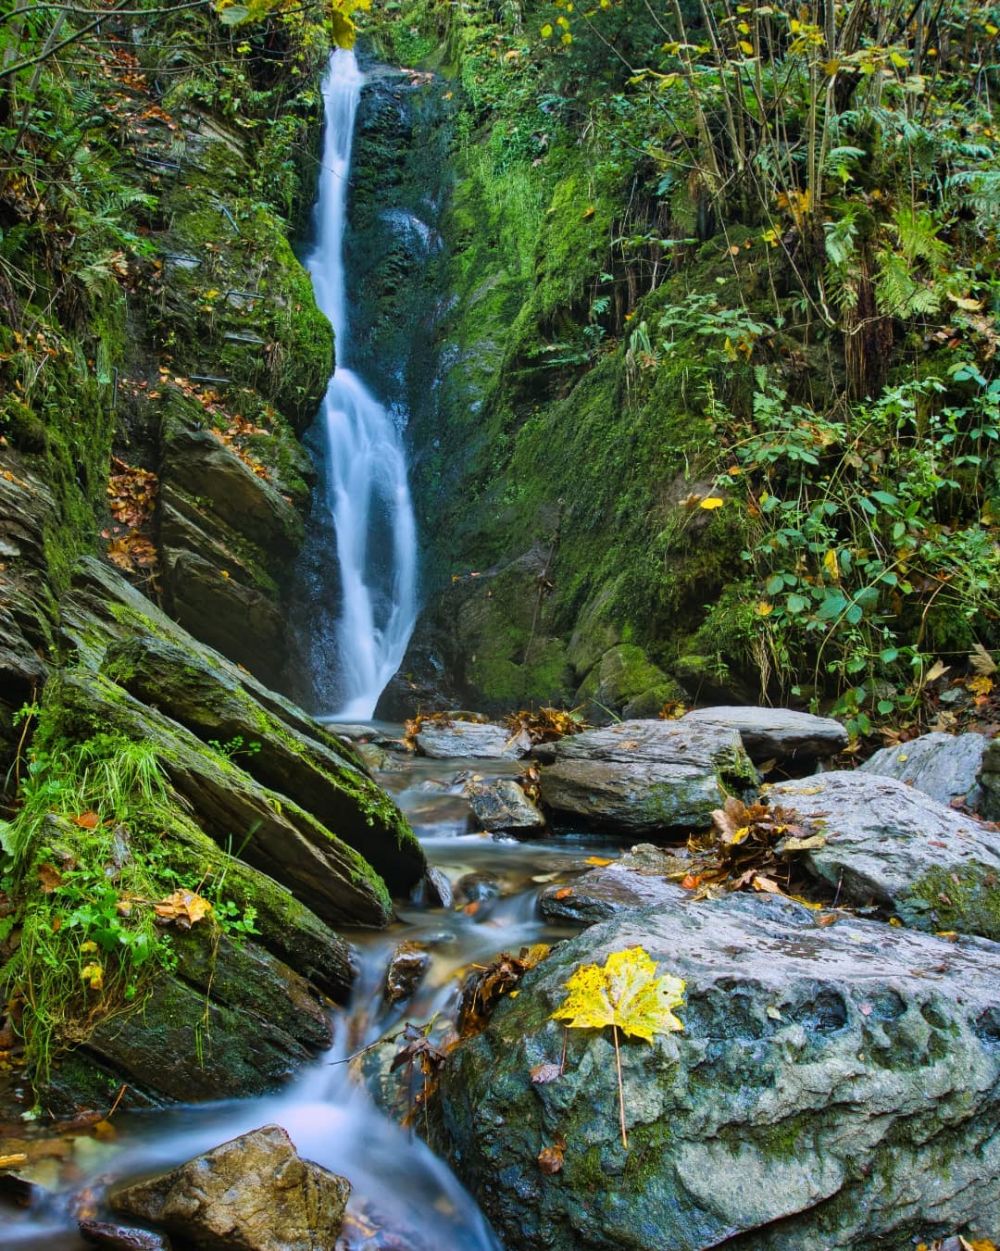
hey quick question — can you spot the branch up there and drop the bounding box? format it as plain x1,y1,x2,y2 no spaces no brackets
0,0,213,81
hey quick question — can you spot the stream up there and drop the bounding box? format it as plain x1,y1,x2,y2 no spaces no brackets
0,48,566,1250
2,739,618,1250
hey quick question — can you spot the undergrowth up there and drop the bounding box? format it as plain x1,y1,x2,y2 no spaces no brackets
0,722,253,1090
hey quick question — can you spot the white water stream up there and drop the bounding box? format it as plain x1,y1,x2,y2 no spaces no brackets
307,48,418,720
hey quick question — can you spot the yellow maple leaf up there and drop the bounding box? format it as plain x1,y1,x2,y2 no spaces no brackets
551,948,685,1148
551,946,685,1042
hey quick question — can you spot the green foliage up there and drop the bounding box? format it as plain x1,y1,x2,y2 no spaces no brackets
0,723,260,1086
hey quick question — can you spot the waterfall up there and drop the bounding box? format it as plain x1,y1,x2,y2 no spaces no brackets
306,48,418,721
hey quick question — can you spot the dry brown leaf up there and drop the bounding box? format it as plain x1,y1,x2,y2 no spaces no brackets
37,863,62,893
970,643,998,676
537,1140,565,1174
72,811,101,830
153,889,213,929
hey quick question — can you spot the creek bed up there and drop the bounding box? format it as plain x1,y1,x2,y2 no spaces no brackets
2,740,622,1250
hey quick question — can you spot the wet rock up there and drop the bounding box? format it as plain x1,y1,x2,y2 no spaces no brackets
859,731,990,812
416,721,527,759
540,861,685,925
536,720,757,837
454,873,501,906
171,927,332,1051
79,1219,171,1251
681,705,848,764
466,779,545,835
435,894,1000,1251
61,671,394,930
770,771,1000,939
982,736,1000,821
87,977,311,1102
112,1125,349,1251
418,867,454,910
384,942,431,1005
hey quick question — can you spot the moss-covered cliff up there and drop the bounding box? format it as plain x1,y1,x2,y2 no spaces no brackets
365,0,999,729
0,2,426,1115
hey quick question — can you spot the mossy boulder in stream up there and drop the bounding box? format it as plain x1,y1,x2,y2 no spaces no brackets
434,895,1000,1250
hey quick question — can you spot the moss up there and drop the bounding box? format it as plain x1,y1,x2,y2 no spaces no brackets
899,864,1000,941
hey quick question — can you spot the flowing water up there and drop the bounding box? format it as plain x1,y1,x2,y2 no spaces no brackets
2,740,616,1250
306,49,418,721
0,52,600,1250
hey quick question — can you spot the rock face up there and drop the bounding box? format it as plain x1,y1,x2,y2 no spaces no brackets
769,771,1000,939
536,720,757,836
112,1125,349,1251
416,721,527,759
540,864,684,925
434,895,1000,1251
859,731,990,812
681,705,848,764
466,779,546,834
575,644,684,722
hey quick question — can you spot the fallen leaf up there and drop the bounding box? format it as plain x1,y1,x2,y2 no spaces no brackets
72,811,101,830
537,1140,565,1174
37,863,62,892
778,833,827,853
584,856,614,867
752,874,783,895
153,889,213,929
553,887,573,900
0,1153,28,1169
551,946,686,1042
681,873,702,890
698,496,724,510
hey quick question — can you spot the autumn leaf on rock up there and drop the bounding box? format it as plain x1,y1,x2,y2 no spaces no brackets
153,889,213,928
551,947,685,1148
551,946,686,1042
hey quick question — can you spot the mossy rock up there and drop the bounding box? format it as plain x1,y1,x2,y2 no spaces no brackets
575,644,685,722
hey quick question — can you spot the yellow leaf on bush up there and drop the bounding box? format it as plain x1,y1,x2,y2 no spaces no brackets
81,962,104,991
699,497,724,510
823,548,839,579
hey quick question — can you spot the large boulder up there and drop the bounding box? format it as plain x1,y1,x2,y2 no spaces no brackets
112,1125,349,1251
769,771,1000,940
536,720,757,837
681,705,847,764
416,721,527,760
466,779,546,834
434,895,1000,1251
859,731,990,813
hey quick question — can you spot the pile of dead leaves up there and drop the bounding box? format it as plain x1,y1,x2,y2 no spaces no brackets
402,710,487,751
503,707,589,745
458,943,551,1038
676,795,829,905
104,456,158,577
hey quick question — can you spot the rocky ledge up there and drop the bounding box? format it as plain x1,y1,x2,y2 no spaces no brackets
434,894,1000,1251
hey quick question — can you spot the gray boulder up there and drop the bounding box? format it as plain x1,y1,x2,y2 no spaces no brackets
466,778,546,834
681,705,847,763
540,859,685,925
536,720,757,837
416,721,527,759
982,736,1000,821
112,1125,349,1251
435,895,1000,1251
859,731,989,812
769,771,1000,939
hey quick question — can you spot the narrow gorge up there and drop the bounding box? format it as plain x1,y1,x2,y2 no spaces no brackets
1,2,998,1250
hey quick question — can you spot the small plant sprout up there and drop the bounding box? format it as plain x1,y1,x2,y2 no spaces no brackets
551,946,686,1148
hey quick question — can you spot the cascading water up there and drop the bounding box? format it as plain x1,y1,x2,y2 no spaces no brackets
306,48,418,720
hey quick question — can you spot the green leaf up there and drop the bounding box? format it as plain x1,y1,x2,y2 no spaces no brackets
218,3,249,24
817,593,848,621
765,574,785,595
786,593,809,614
